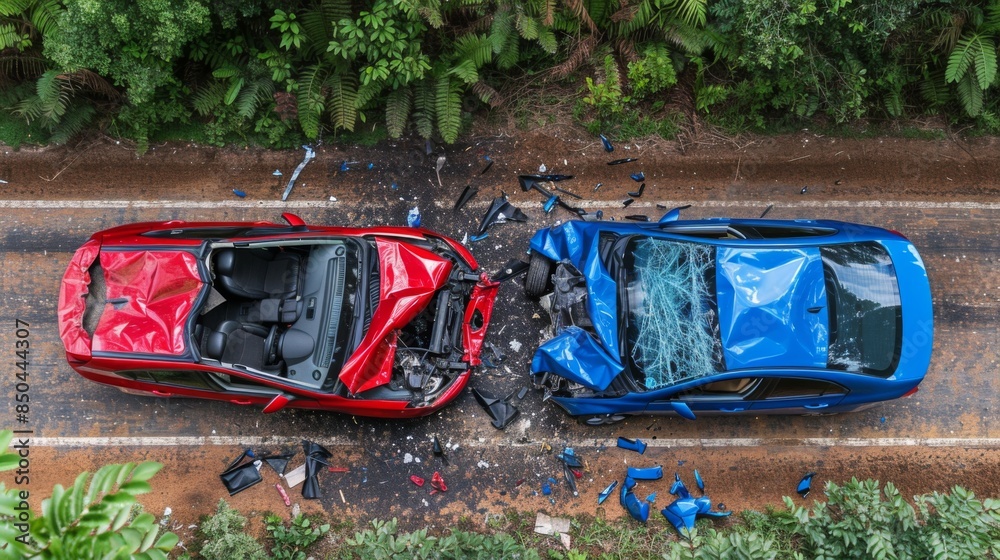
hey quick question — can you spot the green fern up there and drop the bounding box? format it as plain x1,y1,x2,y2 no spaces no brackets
297,63,329,138
412,78,435,139
48,101,94,144
955,71,984,115
452,34,493,72
496,27,520,70
670,0,708,27
946,33,997,89
516,12,540,40
192,81,226,115
385,86,412,138
919,69,950,106
235,77,274,119
0,0,63,40
13,69,68,121
884,89,903,118
327,71,359,131
435,74,462,143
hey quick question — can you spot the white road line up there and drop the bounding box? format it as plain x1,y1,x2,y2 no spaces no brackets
27,436,1000,449
0,199,997,210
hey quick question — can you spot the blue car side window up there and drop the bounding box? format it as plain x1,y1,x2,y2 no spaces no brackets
670,377,762,401
765,378,846,399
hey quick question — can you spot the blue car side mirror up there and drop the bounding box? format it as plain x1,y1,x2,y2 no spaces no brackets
671,401,696,420
658,205,691,225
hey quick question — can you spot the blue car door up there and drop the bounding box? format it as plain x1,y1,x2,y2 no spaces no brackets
644,377,765,415
746,377,847,413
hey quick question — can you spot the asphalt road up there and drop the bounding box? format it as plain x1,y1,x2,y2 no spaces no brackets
1,138,999,536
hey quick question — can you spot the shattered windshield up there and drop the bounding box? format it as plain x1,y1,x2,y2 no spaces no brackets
623,237,722,390
821,242,902,376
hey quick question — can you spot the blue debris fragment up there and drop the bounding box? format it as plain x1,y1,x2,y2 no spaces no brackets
407,207,421,228
645,492,657,504
661,473,731,538
797,472,817,498
232,189,246,198
367,162,374,170
630,172,645,182
627,466,663,481
340,161,349,172
619,477,650,522
543,195,558,213
600,134,614,153
597,480,618,504
623,491,651,522
542,482,552,496
617,437,647,455
694,469,705,493
608,158,638,165
391,181,399,190
557,448,583,469
469,232,489,242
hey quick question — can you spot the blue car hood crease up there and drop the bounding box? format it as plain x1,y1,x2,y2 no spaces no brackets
716,247,829,369
529,222,623,389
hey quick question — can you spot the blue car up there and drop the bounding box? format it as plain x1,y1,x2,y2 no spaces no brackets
525,208,933,424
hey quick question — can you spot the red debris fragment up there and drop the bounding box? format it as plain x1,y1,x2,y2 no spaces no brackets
275,484,291,506
515,478,526,487
430,471,448,493
572,469,583,479
328,467,349,473
410,475,425,487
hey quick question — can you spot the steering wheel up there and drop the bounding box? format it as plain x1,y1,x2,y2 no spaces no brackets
263,324,279,365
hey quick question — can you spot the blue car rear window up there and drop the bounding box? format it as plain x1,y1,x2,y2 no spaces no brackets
821,242,902,376
624,237,722,390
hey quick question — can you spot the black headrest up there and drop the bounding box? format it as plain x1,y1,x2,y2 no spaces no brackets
206,332,226,360
215,249,236,274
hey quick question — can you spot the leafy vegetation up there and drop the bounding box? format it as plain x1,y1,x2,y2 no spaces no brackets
265,512,330,560
2,1,1000,148
196,499,266,560
0,430,177,559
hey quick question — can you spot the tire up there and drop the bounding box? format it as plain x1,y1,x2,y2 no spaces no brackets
583,414,628,426
524,253,554,298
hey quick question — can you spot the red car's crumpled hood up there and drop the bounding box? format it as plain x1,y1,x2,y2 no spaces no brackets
58,243,205,359
339,238,453,394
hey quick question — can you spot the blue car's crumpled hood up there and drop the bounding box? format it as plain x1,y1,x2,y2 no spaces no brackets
531,326,621,391
716,247,829,369
529,222,623,389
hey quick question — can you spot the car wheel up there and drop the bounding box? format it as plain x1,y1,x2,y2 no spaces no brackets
583,414,627,426
525,253,554,298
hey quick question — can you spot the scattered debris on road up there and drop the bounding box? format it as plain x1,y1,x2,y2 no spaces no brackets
281,145,315,201
617,437,647,454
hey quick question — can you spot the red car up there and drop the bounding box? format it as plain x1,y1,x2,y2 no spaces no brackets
58,213,499,418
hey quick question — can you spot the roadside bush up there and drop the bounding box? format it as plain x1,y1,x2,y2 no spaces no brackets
0,430,177,559
784,478,1000,559
265,512,330,560
343,517,542,560
198,499,266,560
